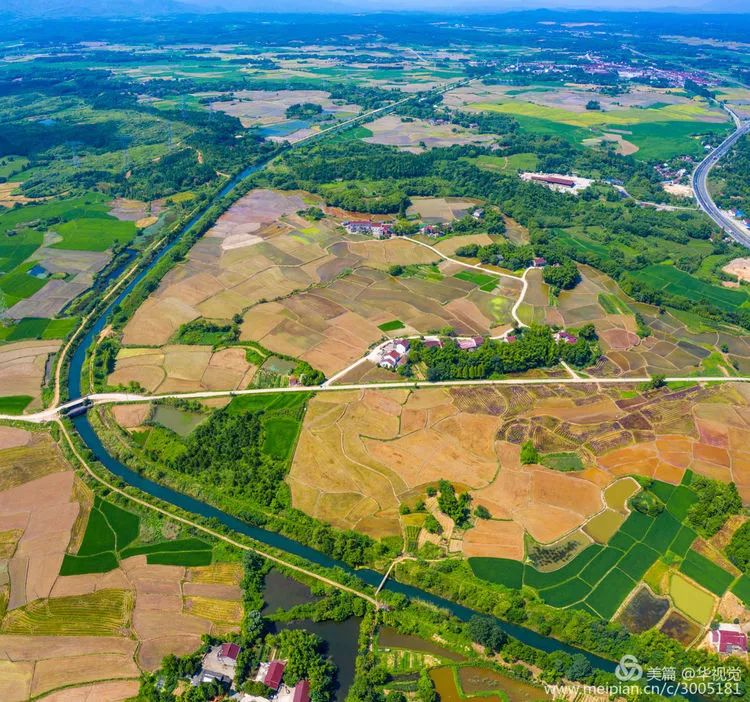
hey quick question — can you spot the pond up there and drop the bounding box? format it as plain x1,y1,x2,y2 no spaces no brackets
617,586,670,634
258,120,311,138
263,569,358,702
583,509,625,543
152,405,206,437
430,665,550,702
604,477,639,512
262,569,318,614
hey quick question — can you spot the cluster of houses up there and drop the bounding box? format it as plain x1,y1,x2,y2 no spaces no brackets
344,208,484,241
192,642,242,689
654,163,688,185
252,660,311,702
190,642,312,702
343,220,394,238
378,339,411,369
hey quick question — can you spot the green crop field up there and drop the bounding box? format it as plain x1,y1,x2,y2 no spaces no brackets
468,557,524,589
0,395,32,415
469,477,735,623
61,496,212,575
731,575,750,606
540,452,584,472
679,549,735,596
0,316,77,344
579,546,625,586
453,270,497,287
539,577,591,607
598,293,630,315
632,265,749,312
263,416,300,461
378,319,406,332
665,485,700,521
585,568,636,619
642,512,681,553
618,542,660,581
51,216,137,251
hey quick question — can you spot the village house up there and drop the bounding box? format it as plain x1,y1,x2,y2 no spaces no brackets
530,174,575,188
472,208,484,220
344,220,394,238
344,220,374,234
420,224,442,238
191,642,241,688
293,680,311,702
708,624,748,655
532,257,547,268
554,331,578,344
378,339,410,369
423,337,443,349
457,336,483,351
256,660,286,691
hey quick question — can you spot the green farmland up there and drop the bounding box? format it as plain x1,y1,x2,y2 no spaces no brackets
60,496,212,575
469,472,739,623
632,265,750,312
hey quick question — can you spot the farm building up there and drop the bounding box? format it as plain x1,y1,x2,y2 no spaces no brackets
554,331,578,344
457,336,483,351
219,642,241,665
379,350,402,369
293,680,311,702
708,624,748,655
531,174,575,188
265,660,286,690
423,338,443,349
532,257,547,268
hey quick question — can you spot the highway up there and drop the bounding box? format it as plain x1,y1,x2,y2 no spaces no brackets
692,105,750,247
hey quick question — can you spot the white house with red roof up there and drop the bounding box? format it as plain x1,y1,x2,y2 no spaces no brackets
554,330,578,344
708,624,748,655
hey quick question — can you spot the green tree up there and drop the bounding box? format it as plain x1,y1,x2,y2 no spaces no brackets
520,441,539,465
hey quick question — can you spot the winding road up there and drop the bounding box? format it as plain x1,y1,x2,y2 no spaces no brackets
692,105,750,247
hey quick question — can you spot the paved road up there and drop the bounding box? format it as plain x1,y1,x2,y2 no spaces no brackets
692,106,750,247
6,375,750,424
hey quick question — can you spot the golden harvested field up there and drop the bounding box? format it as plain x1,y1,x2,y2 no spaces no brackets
0,588,133,636
109,345,256,393
406,197,484,223
40,680,140,702
117,187,519,380
290,382,750,555
0,428,70,490
363,115,496,152
0,340,61,411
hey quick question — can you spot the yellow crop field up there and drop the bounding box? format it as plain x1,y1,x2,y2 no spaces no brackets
1,589,133,636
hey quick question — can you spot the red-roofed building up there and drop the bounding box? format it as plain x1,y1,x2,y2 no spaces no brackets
531,174,575,188
293,680,311,702
532,257,547,268
218,642,240,664
264,660,286,690
709,625,748,655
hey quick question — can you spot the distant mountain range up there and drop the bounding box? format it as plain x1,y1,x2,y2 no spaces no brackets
1,0,748,17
